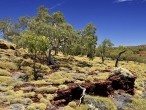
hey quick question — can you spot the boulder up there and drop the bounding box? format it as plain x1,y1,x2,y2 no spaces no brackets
108,67,136,95
50,68,136,106
112,93,132,110
0,40,15,50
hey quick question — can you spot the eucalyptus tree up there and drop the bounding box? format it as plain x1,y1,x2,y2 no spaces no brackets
0,18,16,40
98,39,114,63
27,6,77,64
18,31,50,80
0,5,99,65
81,23,98,60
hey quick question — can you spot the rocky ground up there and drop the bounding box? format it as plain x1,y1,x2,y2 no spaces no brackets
0,39,146,110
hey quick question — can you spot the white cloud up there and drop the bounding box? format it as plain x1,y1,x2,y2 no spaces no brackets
115,0,133,3
114,0,146,3
50,1,65,10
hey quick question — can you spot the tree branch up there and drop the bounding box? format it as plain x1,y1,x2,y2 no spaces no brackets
78,84,86,106
115,50,126,67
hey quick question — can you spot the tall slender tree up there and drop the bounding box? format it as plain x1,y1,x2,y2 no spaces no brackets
98,39,114,63
82,23,98,60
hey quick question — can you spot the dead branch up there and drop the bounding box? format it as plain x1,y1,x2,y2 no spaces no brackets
78,85,86,106
115,50,126,67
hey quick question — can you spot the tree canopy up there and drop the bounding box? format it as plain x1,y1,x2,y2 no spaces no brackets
0,6,98,62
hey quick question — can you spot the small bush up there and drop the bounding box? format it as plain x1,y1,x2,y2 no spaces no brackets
64,106,75,110
37,94,43,99
22,98,33,105
0,61,17,70
24,92,35,98
84,95,117,110
87,75,94,82
21,66,33,75
46,94,54,101
68,101,77,108
40,98,51,105
31,80,47,85
0,69,11,76
36,86,58,93
0,76,14,85
58,85,68,89
125,98,146,110
27,103,46,110
0,86,13,92
76,104,89,110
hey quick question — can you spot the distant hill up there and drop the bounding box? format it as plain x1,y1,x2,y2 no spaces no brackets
112,44,146,63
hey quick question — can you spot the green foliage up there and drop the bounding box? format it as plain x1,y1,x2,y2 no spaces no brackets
1,5,98,62
0,76,14,85
68,101,77,108
27,103,46,110
40,97,51,105
81,23,98,60
36,86,58,93
0,61,17,70
64,106,75,110
125,98,146,110
0,68,11,76
47,72,75,84
19,31,50,54
24,92,35,98
18,31,50,80
85,95,117,110
58,85,68,89
97,39,114,63
46,94,54,101
76,104,89,110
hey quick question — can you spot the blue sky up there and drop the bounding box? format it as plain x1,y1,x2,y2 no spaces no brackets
0,0,146,46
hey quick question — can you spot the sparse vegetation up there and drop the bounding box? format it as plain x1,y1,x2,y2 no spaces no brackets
125,98,146,110
0,4,145,110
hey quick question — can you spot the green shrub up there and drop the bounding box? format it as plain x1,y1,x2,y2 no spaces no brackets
76,104,89,110
58,85,68,89
22,98,33,105
31,80,48,85
87,75,94,82
125,98,146,110
24,92,35,98
0,61,17,70
64,106,74,110
0,86,13,92
68,101,77,108
36,86,58,93
0,76,14,85
21,66,33,75
21,58,33,67
40,98,51,105
46,94,54,101
37,94,43,99
84,95,117,110
0,69,11,76
27,103,46,110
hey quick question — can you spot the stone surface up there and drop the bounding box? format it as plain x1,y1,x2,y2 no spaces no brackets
84,97,104,110
7,104,25,110
108,67,136,95
112,93,132,110
52,67,136,106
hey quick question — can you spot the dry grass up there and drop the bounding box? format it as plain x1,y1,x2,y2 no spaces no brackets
0,69,11,76
0,40,146,110
0,61,17,70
